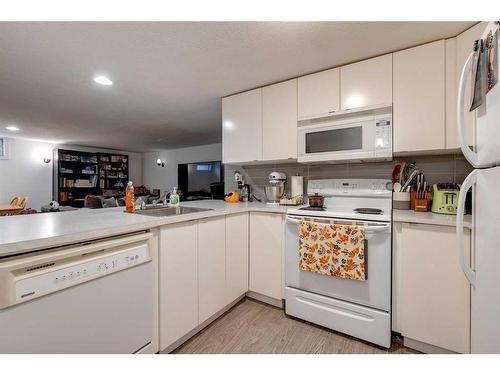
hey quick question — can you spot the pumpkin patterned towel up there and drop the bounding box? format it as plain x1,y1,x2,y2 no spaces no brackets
299,220,367,281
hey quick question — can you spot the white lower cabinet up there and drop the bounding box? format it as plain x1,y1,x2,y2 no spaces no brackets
160,213,253,351
198,217,226,324
395,222,471,353
249,212,283,301
159,221,198,351
225,213,249,304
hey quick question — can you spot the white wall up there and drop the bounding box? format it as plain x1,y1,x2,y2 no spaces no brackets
0,137,143,210
143,143,222,193
0,138,55,210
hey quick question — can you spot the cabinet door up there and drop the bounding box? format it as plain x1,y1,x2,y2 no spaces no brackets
445,38,458,149
225,213,249,304
393,40,446,152
340,54,392,111
198,216,226,323
159,222,198,350
263,79,298,160
222,88,262,163
447,22,488,148
249,212,283,300
399,223,470,353
298,68,340,119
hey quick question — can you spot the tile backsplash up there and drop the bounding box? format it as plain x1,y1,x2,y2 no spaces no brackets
224,153,473,202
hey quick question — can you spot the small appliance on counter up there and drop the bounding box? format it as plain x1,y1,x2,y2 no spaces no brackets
234,170,251,202
265,171,286,206
279,175,304,206
431,183,460,215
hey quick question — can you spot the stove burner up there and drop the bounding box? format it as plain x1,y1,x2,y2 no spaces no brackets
299,206,326,211
354,208,383,214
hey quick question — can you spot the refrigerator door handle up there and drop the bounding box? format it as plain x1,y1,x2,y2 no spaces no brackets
457,169,477,287
457,51,478,167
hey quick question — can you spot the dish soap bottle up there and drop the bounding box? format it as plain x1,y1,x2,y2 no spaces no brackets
170,187,180,207
125,181,135,213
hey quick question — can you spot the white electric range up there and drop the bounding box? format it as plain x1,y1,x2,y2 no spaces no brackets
285,178,392,348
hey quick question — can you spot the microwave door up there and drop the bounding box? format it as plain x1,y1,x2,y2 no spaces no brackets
305,126,363,154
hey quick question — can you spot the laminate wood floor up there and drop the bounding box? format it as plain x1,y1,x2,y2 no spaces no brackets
170,298,418,354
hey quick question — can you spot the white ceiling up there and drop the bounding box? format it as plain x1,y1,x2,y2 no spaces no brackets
0,22,474,152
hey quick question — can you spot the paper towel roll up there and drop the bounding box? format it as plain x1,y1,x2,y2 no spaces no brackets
290,175,303,197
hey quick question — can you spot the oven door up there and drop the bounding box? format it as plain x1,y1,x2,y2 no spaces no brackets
285,214,391,312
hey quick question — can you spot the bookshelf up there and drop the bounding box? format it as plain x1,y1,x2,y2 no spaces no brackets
98,153,129,197
53,149,129,207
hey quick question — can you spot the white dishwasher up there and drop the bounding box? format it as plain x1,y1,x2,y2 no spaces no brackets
0,231,155,354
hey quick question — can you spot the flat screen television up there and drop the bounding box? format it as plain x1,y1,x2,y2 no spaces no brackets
178,160,224,201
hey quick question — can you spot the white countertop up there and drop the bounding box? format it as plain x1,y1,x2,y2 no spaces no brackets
0,201,288,257
393,209,472,229
0,202,474,258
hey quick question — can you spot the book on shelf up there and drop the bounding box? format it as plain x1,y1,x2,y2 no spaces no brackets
81,165,97,174
74,176,97,188
111,155,127,163
59,178,75,188
59,191,74,202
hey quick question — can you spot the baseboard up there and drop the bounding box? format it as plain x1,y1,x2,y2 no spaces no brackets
403,337,459,354
161,294,246,353
246,291,284,308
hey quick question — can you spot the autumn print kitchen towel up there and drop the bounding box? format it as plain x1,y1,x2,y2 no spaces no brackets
299,220,366,281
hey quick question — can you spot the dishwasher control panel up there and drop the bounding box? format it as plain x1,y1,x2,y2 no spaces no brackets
15,244,150,303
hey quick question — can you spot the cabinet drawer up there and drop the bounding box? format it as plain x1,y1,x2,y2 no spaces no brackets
286,287,391,348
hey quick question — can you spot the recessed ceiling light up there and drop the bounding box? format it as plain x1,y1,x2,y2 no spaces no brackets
93,75,113,86
5,125,20,132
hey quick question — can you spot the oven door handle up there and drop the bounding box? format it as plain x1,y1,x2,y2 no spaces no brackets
286,216,390,232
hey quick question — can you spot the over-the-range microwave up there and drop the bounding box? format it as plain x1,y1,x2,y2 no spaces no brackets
297,113,392,163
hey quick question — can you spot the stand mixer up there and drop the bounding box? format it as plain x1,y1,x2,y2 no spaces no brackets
265,172,286,205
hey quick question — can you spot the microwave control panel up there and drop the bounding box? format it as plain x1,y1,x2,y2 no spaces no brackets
375,120,392,151
15,244,150,303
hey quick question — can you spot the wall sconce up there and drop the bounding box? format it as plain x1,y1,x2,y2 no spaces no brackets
43,157,51,164
156,158,165,168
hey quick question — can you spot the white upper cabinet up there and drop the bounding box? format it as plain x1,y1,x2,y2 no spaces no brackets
263,79,298,160
340,54,392,111
393,40,446,152
445,38,458,149
298,68,340,119
222,88,262,164
447,22,488,149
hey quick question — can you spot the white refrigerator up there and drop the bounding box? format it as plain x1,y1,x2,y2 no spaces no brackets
456,21,500,354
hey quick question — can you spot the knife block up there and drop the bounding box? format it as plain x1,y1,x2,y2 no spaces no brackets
411,191,432,212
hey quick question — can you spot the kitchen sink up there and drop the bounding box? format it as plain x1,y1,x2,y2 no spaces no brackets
134,205,213,217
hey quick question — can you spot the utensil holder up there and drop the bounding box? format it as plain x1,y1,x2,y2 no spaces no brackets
393,192,411,210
